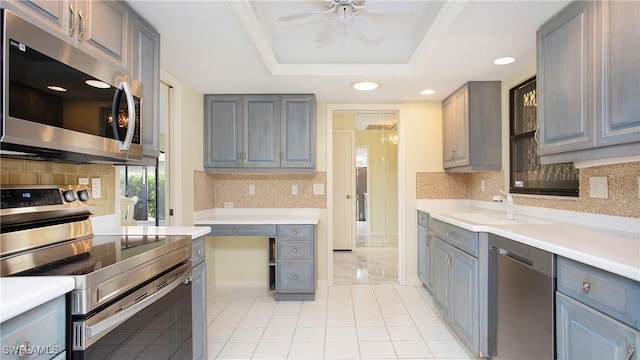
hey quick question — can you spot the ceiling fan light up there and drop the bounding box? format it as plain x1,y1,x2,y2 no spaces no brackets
352,81,379,91
420,89,435,95
493,57,516,65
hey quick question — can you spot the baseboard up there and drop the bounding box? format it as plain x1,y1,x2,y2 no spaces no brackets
213,280,267,287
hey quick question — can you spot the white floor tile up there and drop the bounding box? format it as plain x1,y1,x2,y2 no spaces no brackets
288,341,324,359
383,313,414,326
356,326,390,341
426,340,470,358
273,301,302,315
216,342,257,359
293,327,325,342
207,341,225,359
325,314,355,327
228,327,265,343
417,324,456,341
239,314,271,328
328,294,353,304
325,326,357,341
300,302,328,315
267,314,298,328
327,303,354,315
252,342,290,359
359,340,397,359
261,327,295,342
353,303,381,314
355,313,386,327
297,314,326,327
387,326,423,341
392,340,433,359
324,341,360,359
208,327,235,343
379,302,408,314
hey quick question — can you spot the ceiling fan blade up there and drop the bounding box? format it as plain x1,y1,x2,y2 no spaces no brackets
279,8,335,21
356,0,412,14
315,17,341,42
352,13,382,41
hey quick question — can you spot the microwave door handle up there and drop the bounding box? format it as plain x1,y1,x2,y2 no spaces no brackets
111,82,136,152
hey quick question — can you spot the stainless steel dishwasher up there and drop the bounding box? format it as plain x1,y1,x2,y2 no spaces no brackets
488,234,555,359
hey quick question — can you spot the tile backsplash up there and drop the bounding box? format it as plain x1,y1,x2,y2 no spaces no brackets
0,159,115,216
194,171,327,210
418,161,640,218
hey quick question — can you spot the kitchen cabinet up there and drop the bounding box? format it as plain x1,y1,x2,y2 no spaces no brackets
417,211,432,292
131,13,160,158
556,256,639,360
537,0,640,165
430,218,482,355
191,237,207,360
3,0,131,71
442,81,501,172
203,94,316,172
0,295,66,359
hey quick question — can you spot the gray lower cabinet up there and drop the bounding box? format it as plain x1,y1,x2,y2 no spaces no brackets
430,218,485,356
131,13,160,158
556,256,640,360
275,225,316,301
191,237,207,360
203,94,316,172
417,211,433,292
537,0,640,164
442,81,501,172
0,295,66,359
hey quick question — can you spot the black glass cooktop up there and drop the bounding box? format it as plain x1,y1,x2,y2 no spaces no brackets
16,235,188,276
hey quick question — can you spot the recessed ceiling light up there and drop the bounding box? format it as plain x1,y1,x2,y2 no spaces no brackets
85,79,111,89
47,85,67,92
494,57,516,65
420,89,435,95
352,81,379,91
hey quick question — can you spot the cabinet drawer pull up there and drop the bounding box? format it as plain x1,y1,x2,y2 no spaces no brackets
233,228,238,233
293,248,297,253
196,249,201,256
581,281,591,293
293,229,298,236
293,274,298,280
626,345,635,360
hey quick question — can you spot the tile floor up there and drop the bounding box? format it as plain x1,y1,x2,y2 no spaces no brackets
206,247,476,360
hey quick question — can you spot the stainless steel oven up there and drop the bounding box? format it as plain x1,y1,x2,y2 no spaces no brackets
1,9,143,162
0,185,193,360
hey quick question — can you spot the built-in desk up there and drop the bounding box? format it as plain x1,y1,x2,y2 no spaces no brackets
194,209,320,301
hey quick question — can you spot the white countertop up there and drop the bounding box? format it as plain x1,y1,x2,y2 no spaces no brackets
0,277,75,323
194,208,321,225
94,225,210,239
417,200,640,282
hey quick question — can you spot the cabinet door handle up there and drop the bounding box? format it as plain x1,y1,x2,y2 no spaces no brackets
77,10,86,41
534,125,541,146
581,281,591,293
69,4,77,37
626,345,635,360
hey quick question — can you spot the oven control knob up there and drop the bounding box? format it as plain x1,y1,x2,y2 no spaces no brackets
77,189,91,202
62,190,77,202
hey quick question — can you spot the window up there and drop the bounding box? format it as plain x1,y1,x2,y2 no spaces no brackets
120,156,166,225
509,77,579,197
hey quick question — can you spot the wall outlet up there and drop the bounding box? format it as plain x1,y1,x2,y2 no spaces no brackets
91,178,101,199
292,184,298,195
224,202,233,208
589,176,608,199
480,180,485,192
313,183,324,195
78,177,89,185
249,184,255,195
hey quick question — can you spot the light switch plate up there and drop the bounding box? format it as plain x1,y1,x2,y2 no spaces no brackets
589,176,608,199
78,177,89,185
313,184,324,195
91,178,101,199
249,184,255,195
292,184,298,195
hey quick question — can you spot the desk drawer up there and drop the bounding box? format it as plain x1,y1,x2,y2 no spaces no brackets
432,219,479,257
557,256,640,330
418,211,430,228
277,225,314,240
278,241,313,260
192,237,206,266
277,260,314,292
210,225,276,237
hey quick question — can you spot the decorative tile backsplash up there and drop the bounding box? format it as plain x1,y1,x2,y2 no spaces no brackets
0,159,115,216
194,171,327,210
417,161,640,218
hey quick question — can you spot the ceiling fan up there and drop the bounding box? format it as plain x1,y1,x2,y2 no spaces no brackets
278,0,411,43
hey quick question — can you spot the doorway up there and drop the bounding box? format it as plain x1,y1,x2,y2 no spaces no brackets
328,105,405,285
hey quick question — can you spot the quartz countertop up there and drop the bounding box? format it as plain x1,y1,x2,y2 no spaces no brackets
0,277,75,323
194,208,321,225
94,225,210,239
417,200,640,282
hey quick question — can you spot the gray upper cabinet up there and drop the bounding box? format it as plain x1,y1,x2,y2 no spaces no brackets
4,0,131,72
537,0,640,164
131,14,160,158
204,94,316,172
442,81,501,172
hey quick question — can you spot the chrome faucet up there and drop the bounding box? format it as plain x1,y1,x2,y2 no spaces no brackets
492,190,515,220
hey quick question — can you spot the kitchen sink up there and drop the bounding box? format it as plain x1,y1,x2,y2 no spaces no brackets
448,212,551,225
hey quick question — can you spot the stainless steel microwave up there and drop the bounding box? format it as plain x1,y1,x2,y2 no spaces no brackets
1,9,143,162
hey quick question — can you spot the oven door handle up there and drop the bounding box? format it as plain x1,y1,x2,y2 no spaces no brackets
73,265,191,350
